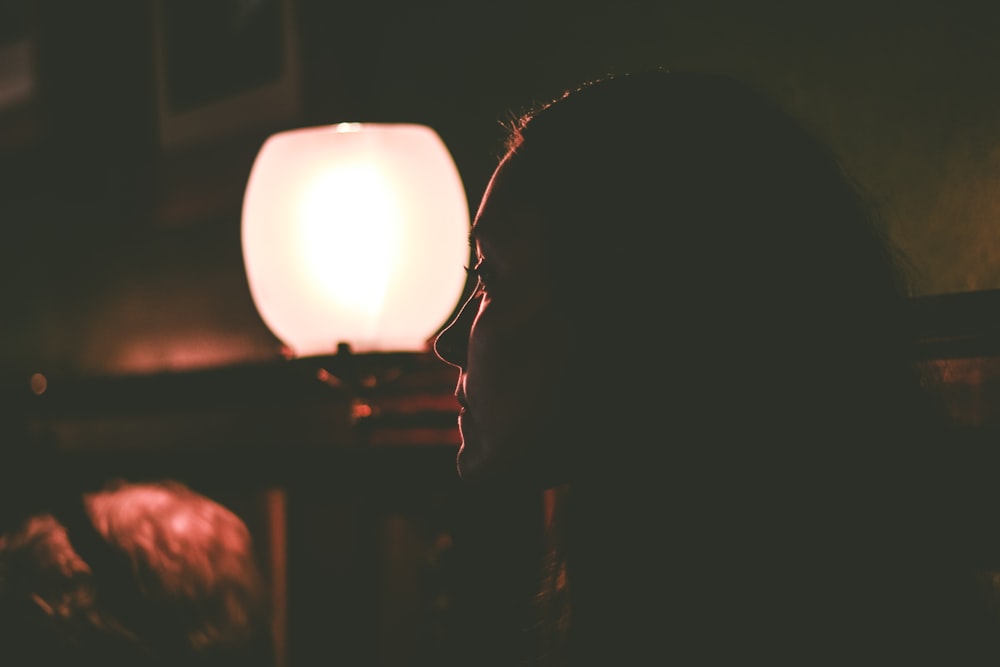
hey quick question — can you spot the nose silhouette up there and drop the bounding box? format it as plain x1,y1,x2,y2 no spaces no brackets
433,297,473,368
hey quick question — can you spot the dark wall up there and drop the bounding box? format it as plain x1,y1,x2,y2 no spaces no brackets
3,0,1000,378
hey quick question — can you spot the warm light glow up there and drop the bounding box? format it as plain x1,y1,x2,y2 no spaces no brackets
242,123,470,356
299,165,399,317
29,372,47,395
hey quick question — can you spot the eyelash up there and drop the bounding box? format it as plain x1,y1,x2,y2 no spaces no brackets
465,261,491,296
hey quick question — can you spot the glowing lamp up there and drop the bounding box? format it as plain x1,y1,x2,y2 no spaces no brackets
242,123,470,357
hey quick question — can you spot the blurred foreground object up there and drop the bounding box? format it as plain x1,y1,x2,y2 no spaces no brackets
0,479,273,667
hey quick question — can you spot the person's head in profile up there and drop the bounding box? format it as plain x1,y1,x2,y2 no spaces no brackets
434,69,996,664
0,479,273,667
435,68,925,488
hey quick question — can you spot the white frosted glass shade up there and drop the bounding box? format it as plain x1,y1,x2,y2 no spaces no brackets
242,123,470,356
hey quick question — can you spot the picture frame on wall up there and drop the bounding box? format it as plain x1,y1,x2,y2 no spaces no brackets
151,0,302,153
0,0,39,149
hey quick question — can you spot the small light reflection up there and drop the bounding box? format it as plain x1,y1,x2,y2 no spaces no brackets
316,367,343,388
29,372,47,395
351,400,373,420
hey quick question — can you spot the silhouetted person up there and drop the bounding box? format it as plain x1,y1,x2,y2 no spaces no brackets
434,69,999,665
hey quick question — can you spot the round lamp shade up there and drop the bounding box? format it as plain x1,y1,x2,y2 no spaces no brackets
242,123,470,357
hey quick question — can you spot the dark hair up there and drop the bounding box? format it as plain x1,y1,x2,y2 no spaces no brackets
508,71,904,335
493,70,995,664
